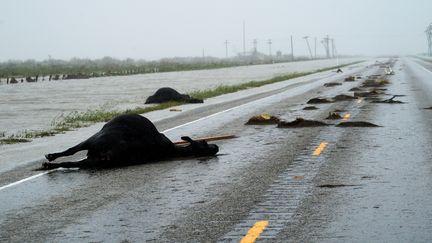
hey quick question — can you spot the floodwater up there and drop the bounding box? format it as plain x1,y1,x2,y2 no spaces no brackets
0,58,360,136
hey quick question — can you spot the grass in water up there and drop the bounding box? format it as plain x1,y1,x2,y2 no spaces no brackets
2,62,361,145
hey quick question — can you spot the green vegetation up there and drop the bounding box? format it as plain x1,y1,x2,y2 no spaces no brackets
189,72,311,100
1,61,361,145
189,62,361,99
0,133,31,145
0,56,318,78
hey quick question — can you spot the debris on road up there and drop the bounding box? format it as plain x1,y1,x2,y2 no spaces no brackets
318,184,359,188
245,113,280,125
336,121,381,127
362,79,390,88
293,175,305,181
344,76,356,81
372,95,405,104
333,94,358,101
354,90,383,97
326,112,343,120
303,106,319,110
307,97,332,104
324,82,342,87
278,118,329,128
349,87,362,91
173,134,237,144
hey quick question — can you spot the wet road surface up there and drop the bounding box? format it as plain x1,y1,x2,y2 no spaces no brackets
1,57,432,242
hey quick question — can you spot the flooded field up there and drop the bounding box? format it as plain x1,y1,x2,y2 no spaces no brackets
0,58,361,136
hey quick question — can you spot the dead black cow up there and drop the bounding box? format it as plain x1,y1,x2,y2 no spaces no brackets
145,87,203,104
42,114,218,169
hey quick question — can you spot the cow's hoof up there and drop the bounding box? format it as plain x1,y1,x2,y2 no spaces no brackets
42,162,54,170
45,154,56,161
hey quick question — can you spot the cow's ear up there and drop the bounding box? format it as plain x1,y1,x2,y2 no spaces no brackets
181,136,193,143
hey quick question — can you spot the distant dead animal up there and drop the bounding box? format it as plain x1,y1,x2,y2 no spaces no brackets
344,76,356,81
303,106,319,110
336,121,380,127
372,95,405,104
277,118,329,128
325,112,343,120
333,94,358,101
307,97,332,104
9,77,18,84
362,79,390,88
349,87,362,92
145,87,203,104
41,114,219,169
245,113,280,125
354,90,383,97
324,82,342,87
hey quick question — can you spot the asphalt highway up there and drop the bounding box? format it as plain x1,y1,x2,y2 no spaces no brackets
1,57,431,242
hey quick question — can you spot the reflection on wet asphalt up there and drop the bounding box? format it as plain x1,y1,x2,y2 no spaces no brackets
275,58,432,242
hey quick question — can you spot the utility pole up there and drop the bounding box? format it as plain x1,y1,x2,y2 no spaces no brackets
253,39,258,54
331,39,335,58
224,40,229,58
426,23,432,56
303,36,313,59
332,39,339,65
290,35,294,61
321,35,330,58
314,37,317,58
268,39,272,58
243,20,246,56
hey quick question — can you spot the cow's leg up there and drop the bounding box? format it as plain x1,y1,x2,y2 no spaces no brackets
41,158,90,170
45,141,87,161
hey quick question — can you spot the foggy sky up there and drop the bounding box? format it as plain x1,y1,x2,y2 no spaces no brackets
1,0,431,61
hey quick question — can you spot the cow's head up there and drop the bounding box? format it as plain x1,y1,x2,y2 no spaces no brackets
180,136,219,157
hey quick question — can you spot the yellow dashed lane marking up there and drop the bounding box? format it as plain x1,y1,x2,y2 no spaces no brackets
240,220,269,243
313,142,328,156
342,113,351,121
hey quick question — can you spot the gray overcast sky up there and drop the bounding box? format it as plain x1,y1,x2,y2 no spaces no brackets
1,0,431,61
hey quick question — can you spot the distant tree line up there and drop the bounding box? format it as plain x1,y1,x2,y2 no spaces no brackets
0,53,333,83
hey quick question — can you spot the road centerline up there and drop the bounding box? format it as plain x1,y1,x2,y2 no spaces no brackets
240,220,269,243
313,142,328,156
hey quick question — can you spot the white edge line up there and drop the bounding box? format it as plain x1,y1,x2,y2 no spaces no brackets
0,96,263,192
0,169,58,192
